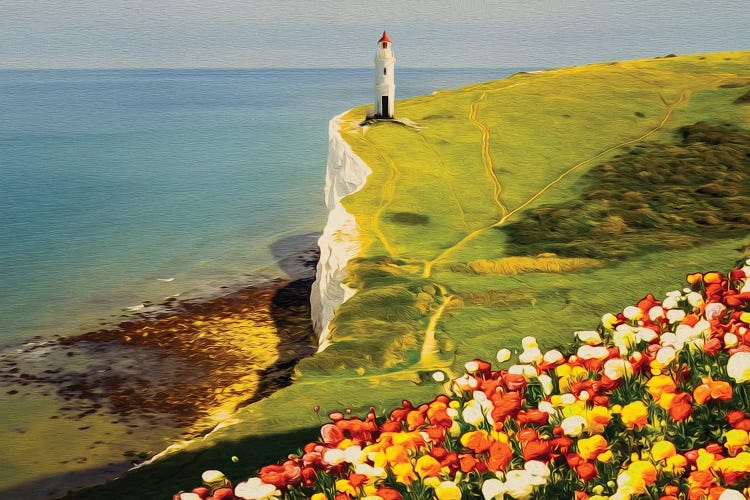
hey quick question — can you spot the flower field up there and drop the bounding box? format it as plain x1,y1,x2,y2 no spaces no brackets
174,261,750,500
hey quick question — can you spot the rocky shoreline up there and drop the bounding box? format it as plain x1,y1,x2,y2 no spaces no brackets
0,241,320,499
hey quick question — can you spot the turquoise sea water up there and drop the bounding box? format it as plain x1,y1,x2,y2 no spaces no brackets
0,68,520,346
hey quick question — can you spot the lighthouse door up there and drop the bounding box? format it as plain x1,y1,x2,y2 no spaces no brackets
381,96,389,118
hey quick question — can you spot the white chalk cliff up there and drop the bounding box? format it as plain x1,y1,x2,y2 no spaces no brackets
310,111,371,351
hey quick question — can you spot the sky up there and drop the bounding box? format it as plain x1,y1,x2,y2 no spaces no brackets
2,0,747,69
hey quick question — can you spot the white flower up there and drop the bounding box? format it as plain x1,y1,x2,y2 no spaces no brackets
604,358,633,380
665,290,682,298
561,415,587,437
635,327,658,343
538,401,556,414
354,462,386,478
579,390,590,401
666,309,686,324
504,470,536,499
343,445,363,463
482,478,506,500
521,336,538,349
686,291,704,307
623,306,642,321
560,393,576,404
524,460,550,479
718,489,746,500
496,348,511,363
662,296,679,310
235,478,281,500
432,371,446,382
178,494,201,500
724,333,739,348
543,349,564,363
202,470,226,484
322,448,345,465
537,374,553,396
519,347,543,364
462,400,486,426
577,345,609,360
508,364,537,379
655,346,677,366
727,352,750,383
705,302,726,320
575,330,603,345
648,305,664,320
465,360,480,373
454,374,479,390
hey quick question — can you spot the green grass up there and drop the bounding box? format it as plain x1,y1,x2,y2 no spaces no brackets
67,50,750,499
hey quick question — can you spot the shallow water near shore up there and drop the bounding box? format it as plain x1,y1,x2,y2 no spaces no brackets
0,68,521,497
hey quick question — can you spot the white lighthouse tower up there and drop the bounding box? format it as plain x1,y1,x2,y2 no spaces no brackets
374,31,395,119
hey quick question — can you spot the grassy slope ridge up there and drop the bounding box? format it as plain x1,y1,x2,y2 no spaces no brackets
67,51,750,498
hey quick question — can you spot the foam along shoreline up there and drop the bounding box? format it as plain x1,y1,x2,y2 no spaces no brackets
310,111,372,351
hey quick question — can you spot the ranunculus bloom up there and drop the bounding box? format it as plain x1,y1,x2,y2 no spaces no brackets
415,455,442,478
693,379,733,404
651,441,677,461
575,461,598,481
234,478,281,500
646,374,677,401
620,401,648,429
577,435,608,461
727,352,750,383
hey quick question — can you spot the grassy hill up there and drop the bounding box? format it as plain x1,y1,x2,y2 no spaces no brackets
67,50,750,498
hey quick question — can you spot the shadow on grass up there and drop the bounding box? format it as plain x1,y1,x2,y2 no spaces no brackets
60,426,321,499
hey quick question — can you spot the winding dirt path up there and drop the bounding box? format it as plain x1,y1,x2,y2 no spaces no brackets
421,88,692,278
469,92,508,218
419,284,453,366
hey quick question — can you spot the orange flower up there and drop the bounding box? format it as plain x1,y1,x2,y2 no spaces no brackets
575,461,598,481
686,273,703,285
694,379,733,404
487,441,512,472
667,392,694,422
460,430,493,453
522,439,550,462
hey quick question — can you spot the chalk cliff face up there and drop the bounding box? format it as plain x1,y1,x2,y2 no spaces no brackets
310,112,371,351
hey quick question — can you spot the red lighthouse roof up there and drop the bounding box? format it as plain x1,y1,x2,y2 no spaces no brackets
378,31,391,43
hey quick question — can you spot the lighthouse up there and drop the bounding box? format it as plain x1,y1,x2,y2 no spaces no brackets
374,31,395,119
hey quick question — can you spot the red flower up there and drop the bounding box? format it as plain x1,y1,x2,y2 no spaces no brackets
522,439,550,462
517,409,549,426
375,487,403,500
320,423,344,445
504,373,527,391
575,461,598,481
490,391,522,424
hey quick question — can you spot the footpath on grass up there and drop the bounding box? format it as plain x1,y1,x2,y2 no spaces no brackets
67,50,750,498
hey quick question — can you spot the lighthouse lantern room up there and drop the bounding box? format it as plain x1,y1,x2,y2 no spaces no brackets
374,31,395,119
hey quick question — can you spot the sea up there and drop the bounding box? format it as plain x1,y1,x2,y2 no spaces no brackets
0,67,521,495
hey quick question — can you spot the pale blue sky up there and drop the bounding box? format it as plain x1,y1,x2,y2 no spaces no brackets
2,1,746,69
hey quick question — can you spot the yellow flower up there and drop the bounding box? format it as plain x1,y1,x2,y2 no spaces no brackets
651,441,677,461
311,494,326,500
587,405,612,434
415,455,442,478
620,401,648,429
697,449,716,471
597,450,613,463
646,375,677,402
724,429,750,456
336,479,357,496
715,452,750,473
664,454,687,474
434,480,462,500
577,435,608,461
392,462,417,484
385,445,409,466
